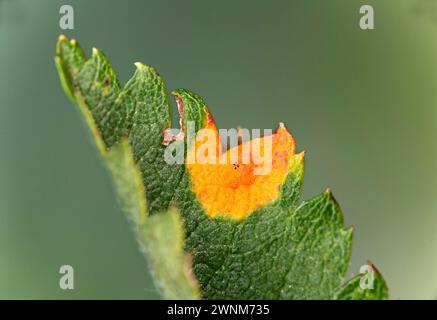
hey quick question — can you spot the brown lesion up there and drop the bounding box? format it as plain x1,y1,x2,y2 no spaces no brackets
162,95,186,146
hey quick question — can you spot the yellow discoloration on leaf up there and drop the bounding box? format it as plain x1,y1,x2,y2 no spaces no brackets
186,114,304,220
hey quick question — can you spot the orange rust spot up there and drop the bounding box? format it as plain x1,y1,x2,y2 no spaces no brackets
186,116,303,220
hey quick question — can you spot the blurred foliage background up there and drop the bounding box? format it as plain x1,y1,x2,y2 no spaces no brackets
0,0,436,299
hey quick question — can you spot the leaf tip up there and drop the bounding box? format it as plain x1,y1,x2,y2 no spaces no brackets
323,187,341,207
56,34,67,54
134,61,145,69
276,121,289,134
365,260,384,277
171,89,187,99
295,150,305,163
58,34,67,41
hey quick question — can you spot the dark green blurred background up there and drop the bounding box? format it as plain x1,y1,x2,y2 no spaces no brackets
0,0,436,299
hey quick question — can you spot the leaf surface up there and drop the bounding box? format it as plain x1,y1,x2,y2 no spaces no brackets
55,35,387,299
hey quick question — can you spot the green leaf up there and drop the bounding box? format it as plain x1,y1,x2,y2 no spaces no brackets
104,137,199,299
105,138,147,227
140,209,200,300
55,35,388,300
184,189,353,299
334,263,389,300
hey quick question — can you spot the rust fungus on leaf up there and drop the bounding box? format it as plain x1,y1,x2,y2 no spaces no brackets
186,112,304,220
